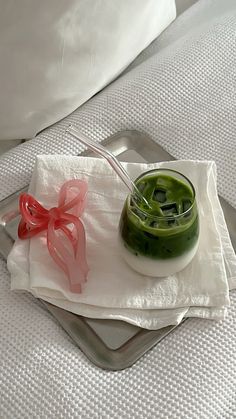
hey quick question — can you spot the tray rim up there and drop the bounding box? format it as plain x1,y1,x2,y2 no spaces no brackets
43,300,184,370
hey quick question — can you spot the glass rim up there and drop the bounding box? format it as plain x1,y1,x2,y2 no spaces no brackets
130,168,196,221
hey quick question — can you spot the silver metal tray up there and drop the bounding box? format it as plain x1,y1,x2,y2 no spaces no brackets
1,130,235,370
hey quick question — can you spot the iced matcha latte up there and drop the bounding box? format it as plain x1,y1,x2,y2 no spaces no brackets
119,168,199,276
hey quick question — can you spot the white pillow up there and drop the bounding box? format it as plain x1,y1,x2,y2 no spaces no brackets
0,0,176,140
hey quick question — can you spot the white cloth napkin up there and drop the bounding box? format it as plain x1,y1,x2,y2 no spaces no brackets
7,156,236,330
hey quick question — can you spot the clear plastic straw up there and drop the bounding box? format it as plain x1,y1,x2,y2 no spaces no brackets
66,125,151,209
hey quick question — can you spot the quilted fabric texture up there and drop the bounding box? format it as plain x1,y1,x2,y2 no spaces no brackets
1,0,236,418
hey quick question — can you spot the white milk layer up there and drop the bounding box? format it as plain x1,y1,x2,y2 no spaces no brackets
119,240,199,277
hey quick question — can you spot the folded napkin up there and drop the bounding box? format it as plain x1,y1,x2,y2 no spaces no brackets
7,156,236,329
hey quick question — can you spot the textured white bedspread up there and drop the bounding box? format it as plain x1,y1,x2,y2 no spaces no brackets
1,1,236,417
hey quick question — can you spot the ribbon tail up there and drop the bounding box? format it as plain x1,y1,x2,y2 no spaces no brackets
66,263,83,294
47,220,87,293
74,218,89,280
60,214,89,280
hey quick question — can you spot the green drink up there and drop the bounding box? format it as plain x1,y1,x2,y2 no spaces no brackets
119,168,199,276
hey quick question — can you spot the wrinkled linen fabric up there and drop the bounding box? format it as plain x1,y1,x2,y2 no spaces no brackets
1,0,236,417
0,0,176,140
7,157,236,329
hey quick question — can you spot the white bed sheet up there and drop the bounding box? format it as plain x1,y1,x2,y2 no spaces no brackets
1,1,236,417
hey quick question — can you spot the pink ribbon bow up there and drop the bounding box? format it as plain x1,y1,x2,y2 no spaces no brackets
18,179,89,293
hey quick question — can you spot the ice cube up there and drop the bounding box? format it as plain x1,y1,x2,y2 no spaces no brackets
161,203,178,216
153,189,166,203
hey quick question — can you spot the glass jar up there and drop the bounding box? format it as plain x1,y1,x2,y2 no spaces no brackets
119,168,199,277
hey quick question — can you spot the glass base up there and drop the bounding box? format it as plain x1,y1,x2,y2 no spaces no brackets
119,239,199,277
